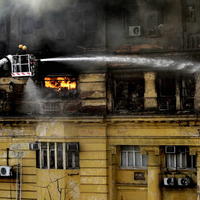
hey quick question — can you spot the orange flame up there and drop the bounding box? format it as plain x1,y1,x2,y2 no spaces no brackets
44,77,76,90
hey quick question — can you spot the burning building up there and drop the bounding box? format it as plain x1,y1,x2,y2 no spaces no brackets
0,0,200,200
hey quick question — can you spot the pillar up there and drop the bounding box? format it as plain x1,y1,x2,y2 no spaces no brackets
176,79,181,111
197,152,200,200
144,72,157,110
190,147,200,200
194,73,200,111
141,147,161,200
108,146,117,200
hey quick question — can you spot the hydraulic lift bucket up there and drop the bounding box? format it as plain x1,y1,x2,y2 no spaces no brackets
11,54,35,77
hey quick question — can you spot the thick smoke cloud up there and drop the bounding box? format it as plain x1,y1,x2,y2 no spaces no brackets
11,0,76,15
0,0,105,56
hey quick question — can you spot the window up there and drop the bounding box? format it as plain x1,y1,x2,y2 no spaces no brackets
121,146,147,169
112,72,144,113
157,74,176,111
124,0,163,37
44,76,78,98
37,142,79,169
165,146,196,170
180,75,195,111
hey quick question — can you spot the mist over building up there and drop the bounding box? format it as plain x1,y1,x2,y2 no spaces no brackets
0,0,199,200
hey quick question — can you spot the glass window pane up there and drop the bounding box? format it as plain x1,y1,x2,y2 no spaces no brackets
192,155,196,168
187,154,192,168
36,150,40,168
128,152,133,167
121,146,147,169
49,143,55,169
167,154,176,169
65,144,68,168
57,143,63,169
135,152,141,167
142,155,147,167
121,152,127,167
67,152,72,168
177,153,181,168
72,152,76,168
182,153,187,168
75,152,79,168
41,149,47,169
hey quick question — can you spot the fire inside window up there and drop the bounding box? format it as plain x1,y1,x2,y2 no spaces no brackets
44,77,77,90
44,76,78,99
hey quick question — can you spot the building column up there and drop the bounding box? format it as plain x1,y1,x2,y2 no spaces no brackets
190,147,200,200
176,79,181,110
194,73,200,111
142,147,161,200
197,152,200,200
108,146,117,200
144,72,157,110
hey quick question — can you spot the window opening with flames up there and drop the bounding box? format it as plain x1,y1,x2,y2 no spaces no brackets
44,76,78,98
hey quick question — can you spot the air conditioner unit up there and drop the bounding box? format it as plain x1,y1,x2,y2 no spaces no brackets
165,146,176,153
177,177,192,186
163,177,175,186
129,26,141,37
29,143,40,150
0,166,12,177
67,143,79,151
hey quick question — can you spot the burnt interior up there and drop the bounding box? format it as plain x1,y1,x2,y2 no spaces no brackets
111,72,145,113
108,71,196,114
0,0,199,116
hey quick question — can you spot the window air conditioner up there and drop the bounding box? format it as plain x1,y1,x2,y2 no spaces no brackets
163,177,175,186
128,26,141,37
0,166,13,177
67,143,79,151
29,143,40,150
165,146,176,153
177,177,192,186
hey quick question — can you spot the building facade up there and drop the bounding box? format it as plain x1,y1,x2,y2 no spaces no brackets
0,0,200,200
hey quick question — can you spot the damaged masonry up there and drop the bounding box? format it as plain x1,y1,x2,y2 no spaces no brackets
1,0,200,200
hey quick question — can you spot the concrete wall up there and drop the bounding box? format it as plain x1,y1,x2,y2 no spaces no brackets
0,116,199,199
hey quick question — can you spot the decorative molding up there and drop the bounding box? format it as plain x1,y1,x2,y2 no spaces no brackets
189,147,200,155
110,146,117,155
141,146,160,155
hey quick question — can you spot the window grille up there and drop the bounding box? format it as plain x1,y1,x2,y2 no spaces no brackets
37,142,79,169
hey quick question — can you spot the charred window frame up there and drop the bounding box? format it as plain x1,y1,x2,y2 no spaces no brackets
121,146,147,169
156,73,176,111
183,0,197,23
36,142,79,169
165,146,196,170
111,72,145,113
179,75,195,111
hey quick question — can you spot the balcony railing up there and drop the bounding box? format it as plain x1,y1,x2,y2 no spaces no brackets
114,97,144,113
184,34,200,50
113,96,194,114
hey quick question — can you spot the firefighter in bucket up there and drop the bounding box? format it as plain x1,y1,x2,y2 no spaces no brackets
0,44,36,78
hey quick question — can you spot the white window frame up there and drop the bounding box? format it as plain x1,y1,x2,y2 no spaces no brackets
121,146,147,169
166,146,196,170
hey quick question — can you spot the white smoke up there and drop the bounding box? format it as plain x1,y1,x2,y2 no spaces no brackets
11,0,76,15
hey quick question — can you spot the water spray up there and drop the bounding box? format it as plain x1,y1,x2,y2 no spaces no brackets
40,55,200,73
